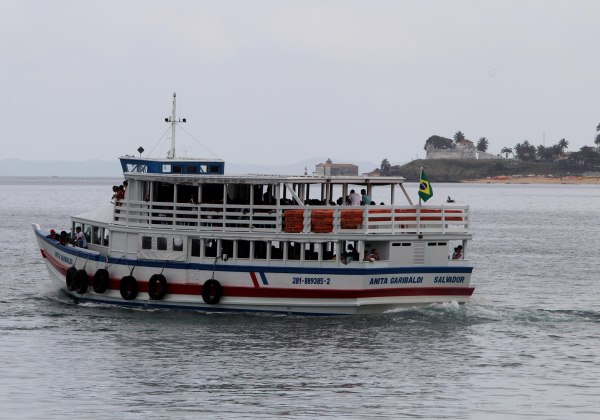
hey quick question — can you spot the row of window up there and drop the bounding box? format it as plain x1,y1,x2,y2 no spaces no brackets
139,235,382,262
73,223,109,247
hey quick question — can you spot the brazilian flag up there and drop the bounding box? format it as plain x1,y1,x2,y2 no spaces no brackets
418,170,433,202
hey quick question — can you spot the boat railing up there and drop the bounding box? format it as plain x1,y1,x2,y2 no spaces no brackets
114,200,469,235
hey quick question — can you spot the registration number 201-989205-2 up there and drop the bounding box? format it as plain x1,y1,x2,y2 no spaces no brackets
292,277,331,285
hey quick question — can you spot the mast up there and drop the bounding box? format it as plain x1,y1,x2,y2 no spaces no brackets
166,92,186,159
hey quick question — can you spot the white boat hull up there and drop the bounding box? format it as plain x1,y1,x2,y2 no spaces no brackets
36,229,474,315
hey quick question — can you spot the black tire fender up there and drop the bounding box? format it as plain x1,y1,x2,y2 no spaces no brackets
93,269,110,293
202,279,223,305
120,275,138,300
148,274,168,300
74,269,89,294
65,267,77,291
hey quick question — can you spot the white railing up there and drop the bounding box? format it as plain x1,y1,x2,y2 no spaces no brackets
113,200,469,235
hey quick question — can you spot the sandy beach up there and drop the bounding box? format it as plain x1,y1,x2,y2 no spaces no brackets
465,176,600,185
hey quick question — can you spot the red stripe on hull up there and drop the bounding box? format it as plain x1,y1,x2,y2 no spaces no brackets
249,272,260,288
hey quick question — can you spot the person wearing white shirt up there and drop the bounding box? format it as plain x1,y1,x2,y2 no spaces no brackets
348,189,361,206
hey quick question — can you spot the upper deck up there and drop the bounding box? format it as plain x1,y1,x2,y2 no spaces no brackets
103,170,469,238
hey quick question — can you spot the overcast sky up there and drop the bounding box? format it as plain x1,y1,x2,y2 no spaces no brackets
2,0,600,166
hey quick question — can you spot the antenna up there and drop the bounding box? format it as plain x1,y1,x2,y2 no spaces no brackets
165,92,187,159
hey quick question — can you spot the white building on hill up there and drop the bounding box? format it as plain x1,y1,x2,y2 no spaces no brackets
426,139,498,160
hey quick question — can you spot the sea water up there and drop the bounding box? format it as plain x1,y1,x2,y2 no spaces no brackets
1,177,599,419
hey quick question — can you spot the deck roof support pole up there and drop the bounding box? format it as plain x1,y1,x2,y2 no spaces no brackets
284,183,303,205
399,183,413,205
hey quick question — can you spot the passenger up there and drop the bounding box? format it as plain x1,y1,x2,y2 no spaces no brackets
46,229,58,239
116,185,125,200
111,185,119,202
348,189,361,206
336,196,344,205
74,226,88,248
363,250,372,261
360,189,371,205
59,231,69,246
347,244,359,261
370,248,380,261
452,245,463,260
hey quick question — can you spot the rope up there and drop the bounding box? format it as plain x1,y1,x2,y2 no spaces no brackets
176,123,222,160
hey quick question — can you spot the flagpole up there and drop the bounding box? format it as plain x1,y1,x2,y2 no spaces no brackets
418,166,423,206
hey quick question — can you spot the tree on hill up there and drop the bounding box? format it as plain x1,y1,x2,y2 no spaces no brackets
424,135,455,150
569,146,600,166
595,123,600,147
454,131,465,144
557,138,569,155
380,158,391,175
501,147,513,159
514,141,536,161
536,144,561,161
476,137,489,152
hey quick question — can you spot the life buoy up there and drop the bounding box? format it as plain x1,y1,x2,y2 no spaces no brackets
202,279,223,305
148,274,168,300
65,267,77,291
120,275,138,300
74,269,88,294
93,269,109,293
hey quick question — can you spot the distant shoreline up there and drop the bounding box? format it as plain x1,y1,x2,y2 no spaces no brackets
464,176,600,185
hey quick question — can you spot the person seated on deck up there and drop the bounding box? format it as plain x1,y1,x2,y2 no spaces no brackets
451,245,463,260
46,229,58,240
347,244,359,261
348,190,361,206
59,231,69,246
363,251,374,262
361,189,371,205
370,248,380,261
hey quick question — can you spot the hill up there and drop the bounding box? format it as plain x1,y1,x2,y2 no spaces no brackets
387,159,589,182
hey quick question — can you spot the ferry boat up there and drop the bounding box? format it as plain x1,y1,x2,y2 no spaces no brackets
32,94,474,315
